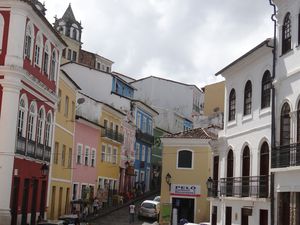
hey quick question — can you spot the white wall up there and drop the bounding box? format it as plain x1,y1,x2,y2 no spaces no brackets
62,63,131,112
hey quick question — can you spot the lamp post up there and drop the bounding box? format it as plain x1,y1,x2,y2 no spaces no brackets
165,173,172,191
206,176,213,197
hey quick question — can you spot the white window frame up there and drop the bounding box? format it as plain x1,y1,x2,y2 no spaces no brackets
107,145,112,162
91,148,96,167
0,14,4,53
135,170,139,182
18,95,28,137
147,147,151,163
112,147,117,164
28,102,37,141
176,149,194,170
45,113,52,147
141,146,146,162
137,113,141,129
101,144,106,162
37,107,45,144
84,146,90,166
76,143,83,164
24,22,34,60
136,143,140,160
43,41,50,75
34,32,43,67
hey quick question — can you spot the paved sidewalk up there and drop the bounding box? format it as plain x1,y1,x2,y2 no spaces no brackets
87,190,159,222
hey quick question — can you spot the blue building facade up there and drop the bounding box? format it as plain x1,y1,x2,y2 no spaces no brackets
111,77,134,98
132,101,157,193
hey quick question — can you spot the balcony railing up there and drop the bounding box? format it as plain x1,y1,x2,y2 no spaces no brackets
272,143,300,168
208,175,270,199
101,128,124,143
15,136,51,162
136,129,154,145
16,136,26,155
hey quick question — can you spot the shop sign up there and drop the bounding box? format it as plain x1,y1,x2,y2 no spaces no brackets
170,184,201,197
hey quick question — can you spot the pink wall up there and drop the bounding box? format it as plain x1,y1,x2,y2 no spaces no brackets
73,120,99,188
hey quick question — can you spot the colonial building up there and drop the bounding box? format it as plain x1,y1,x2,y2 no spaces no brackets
0,0,66,224
160,127,216,225
131,100,158,193
271,0,300,224
131,75,204,133
208,39,273,225
48,70,80,219
53,3,82,65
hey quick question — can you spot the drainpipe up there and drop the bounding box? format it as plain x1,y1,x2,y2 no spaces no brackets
269,1,277,225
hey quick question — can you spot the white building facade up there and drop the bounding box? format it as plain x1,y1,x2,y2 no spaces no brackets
272,0,300,224
209,39,273,225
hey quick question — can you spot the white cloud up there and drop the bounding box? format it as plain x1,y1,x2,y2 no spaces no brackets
45,0,274,88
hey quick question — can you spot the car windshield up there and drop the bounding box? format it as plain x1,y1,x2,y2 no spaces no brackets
142,203,156,209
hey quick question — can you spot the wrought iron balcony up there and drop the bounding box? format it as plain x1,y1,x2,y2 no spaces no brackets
207,175,269,199
272,143,300,168
16,135,26,155
101,128,124,143
15,136,51,162
136,129,154,145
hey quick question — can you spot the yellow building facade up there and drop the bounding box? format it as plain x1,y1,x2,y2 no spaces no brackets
48,71,80,219
96,104,125,205
203,81,225,117
160,128,215,224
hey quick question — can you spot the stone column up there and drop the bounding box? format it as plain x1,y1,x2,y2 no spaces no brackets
0,72,22,225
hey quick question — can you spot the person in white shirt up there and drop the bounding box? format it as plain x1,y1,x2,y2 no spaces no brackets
129,203,136,223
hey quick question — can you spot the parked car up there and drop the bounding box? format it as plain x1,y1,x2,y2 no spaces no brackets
199,223,211,225
153,196,160,202
59,214,87,225
138,200,160,220
38,220,67,225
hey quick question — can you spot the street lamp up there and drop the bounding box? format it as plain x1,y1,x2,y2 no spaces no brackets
41,163,49,177
165,173,172,191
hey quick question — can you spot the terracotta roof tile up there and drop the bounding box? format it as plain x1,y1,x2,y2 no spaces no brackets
163,127,217,139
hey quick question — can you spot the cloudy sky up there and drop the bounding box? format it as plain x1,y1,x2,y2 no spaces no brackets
45,0,274,88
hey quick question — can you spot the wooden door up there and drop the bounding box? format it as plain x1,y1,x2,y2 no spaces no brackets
241,208,249,225
242,147,250,197
260,142,269,197
213,156,219,197
226,207,232,225
259,209,268,225
11,177,20,225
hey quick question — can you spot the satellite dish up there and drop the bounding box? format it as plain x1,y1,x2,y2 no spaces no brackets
77,98,85,105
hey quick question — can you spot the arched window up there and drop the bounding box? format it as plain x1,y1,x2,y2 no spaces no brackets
261,70,271,109
242,146,250,197
260,142,269,197
228,89,236,121
34,33,43,67
244,81,252,115
49,50,57,81
24,22,34,59
282,12,292,54
280,103,291,145
177,150,193,169
27,102,37,141
43,41,50,75
226,149,234,196
37,108,45,144
17,96,28,137
72,28,77,41
45,113,52,147
0,14,4,53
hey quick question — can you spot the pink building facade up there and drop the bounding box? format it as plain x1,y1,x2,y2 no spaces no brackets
72,117,100,202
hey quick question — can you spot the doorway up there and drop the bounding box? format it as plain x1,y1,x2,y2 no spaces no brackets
172,198,195,223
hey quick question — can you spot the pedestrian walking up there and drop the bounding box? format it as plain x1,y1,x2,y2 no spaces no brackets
129,203,136,223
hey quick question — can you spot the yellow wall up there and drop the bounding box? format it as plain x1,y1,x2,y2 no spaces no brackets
203,81,225,116
160,143,212,224
48,182,71,220
97,109,122,180
49,72,77,219
61,36,80,65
